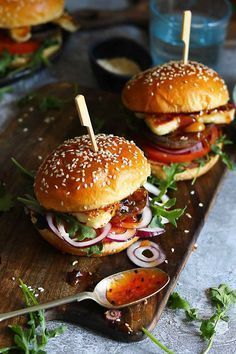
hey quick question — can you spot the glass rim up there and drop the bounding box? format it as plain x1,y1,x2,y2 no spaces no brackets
150,0,232,28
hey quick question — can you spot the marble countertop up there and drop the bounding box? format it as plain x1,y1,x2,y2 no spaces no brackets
0,1,235,353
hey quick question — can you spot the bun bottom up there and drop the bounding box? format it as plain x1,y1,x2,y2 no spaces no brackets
35,227,139,257
149,154,219,181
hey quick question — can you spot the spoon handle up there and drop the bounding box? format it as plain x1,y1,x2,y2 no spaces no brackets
0,291,94,322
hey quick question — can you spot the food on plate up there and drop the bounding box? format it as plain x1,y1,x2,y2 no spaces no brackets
122,61,235,181
31,134,154,256
0,0,79,78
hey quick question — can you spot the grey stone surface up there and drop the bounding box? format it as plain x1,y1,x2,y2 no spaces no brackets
0,1,235,353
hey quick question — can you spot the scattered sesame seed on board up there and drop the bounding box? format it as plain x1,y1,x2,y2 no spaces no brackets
199,203,204,207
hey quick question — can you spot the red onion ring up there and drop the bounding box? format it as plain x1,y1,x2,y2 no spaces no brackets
60,223,112,248
134,246,160,262
127,240,166,267
144,182,169,203
106,228,136,242
136,206,152,229
136,227,165,238
46,213,62,238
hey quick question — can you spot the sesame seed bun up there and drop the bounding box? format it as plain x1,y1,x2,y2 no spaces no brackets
122,61,229,114
0,0,64,28
35,227,139,257
150,154,219,181
34,134,151,212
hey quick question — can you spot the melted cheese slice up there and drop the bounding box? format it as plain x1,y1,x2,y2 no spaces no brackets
53,12,80,32
9,27,31,42
145,108,235,136
72,204,118,229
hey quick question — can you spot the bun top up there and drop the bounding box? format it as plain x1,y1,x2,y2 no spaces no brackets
34,134,151,212
122,61,229,114
0,0,64,28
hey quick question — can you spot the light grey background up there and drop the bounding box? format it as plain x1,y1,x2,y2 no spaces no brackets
0,1,235,353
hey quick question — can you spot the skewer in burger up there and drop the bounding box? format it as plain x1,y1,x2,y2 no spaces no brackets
122,61,235,180
0,0,78,77
30,134,164,257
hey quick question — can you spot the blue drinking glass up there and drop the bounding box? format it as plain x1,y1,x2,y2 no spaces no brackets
150,0,232,68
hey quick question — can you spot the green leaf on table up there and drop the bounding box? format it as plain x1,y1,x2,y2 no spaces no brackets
11,157,35,179
209,284,236,309
0,181,14,212
211,136,235,170
0,50,14,76
0,279,66,353
168,292,198,321
39,96,65,112
0,86,13,101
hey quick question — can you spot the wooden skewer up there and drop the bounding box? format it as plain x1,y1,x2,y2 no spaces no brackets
181,10,192,64
75,95,98,152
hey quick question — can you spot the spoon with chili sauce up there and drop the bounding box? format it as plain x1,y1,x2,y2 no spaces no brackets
0,268,169,322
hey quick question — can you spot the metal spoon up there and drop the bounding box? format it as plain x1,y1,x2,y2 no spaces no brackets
0,267,169,322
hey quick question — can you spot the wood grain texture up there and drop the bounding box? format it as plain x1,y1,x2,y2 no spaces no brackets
0,83,226,345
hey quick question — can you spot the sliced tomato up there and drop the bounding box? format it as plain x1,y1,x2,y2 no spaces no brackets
0,34,40,55
142,125,219,164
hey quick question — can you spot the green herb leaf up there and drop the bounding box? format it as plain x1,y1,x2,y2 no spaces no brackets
39,96,64,112
200,318,216,340
11,157,35,179
211,137,235,170
0,50,14,76
0,182,14,212
209,284,236,309
0,279,66,353
18,196,44,215
149,214,164,228
83,243,103,256
168,284,236,354
150,203,186,227
168,292,191,311
0,86,13,101
168,292,198,321
55,214,96,240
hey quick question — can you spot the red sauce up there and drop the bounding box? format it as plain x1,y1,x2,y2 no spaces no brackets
106,269,168,306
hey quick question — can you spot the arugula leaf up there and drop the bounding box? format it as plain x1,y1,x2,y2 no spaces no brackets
0,86,13,101
18,196,44,215
0,50,14,76
39,96,65,112
191,156,210,185
148,163,185,200
56,214,96,240
0,279,66,353
12,158,35,179
0,181,14,212
150,200,185,227
168,292,198,321
211,136,234,170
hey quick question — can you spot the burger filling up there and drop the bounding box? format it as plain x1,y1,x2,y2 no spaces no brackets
73,187,147,229
133,104,235,172
0,12,78,78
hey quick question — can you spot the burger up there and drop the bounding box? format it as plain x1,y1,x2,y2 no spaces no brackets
0,0,78,78
31,134,153,257
122,61,235,181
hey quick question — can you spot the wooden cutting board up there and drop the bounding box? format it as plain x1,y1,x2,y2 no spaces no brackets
0,82,227,345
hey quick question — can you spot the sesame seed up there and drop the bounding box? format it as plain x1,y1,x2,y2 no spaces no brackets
199,203,204,207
